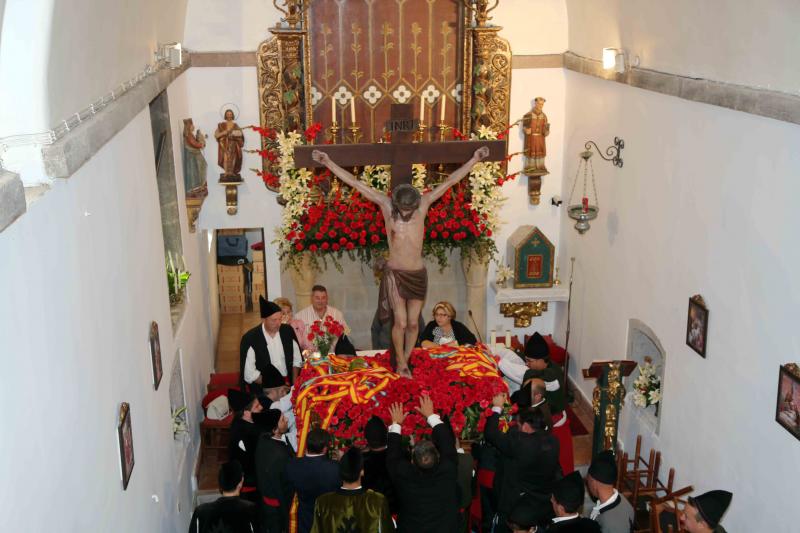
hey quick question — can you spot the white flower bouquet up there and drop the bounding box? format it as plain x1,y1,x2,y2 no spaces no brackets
630,357,662,408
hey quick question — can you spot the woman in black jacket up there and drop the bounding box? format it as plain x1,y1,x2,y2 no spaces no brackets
418,301,477,348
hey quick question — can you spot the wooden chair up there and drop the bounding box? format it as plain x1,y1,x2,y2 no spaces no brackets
648,485,693,533
198,387,235,467
617,436,665,530
207,371,239,393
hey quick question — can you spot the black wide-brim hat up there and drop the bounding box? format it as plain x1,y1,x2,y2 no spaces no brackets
689,490,732,528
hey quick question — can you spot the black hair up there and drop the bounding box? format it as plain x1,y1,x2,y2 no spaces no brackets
339,447,364,483
311,285,327,293
412,440,440,470
519,407,550,433
364,416,388,449
306,428,331,455
218,461,243,493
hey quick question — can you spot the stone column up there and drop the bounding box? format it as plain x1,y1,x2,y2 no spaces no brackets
289,253,315,309
462,251,488,341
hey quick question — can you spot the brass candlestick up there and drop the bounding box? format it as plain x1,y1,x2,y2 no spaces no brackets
437,122,451,142
327,123,340,144
415,122,428,143
346,124,362,144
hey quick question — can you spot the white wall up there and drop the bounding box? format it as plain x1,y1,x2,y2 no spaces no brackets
184,0,279,51
493,0,567,55
565,0,800,94
0,97,215,531
560,70,800,531
0,0,187,135
46,0,188,125
183,0,568,54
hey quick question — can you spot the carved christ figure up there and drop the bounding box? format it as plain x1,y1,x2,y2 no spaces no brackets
312,146,490,377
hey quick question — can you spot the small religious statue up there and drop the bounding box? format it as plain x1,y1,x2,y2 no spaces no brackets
215,108,245,182
522,97,550,204
182,118,208,198
523,97,550,176
311,146,489,378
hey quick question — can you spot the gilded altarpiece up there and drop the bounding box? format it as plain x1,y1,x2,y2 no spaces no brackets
257,0,513,191
307,0,465,143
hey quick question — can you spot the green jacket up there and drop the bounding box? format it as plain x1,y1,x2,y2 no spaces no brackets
310,487,394,533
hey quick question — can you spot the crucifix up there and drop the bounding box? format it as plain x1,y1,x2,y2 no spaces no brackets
294,103,506,377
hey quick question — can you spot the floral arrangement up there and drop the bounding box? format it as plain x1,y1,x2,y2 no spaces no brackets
171,406,188,439
307,315,347,356
494,262,513,288
291,346,511,452
254,123,519,269
631,357,662,408
166,252,190,305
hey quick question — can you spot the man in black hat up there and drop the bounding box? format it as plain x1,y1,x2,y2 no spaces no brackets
522,333,566,415
188,460,259,533
485,393,560,533
361,415,397,514
228,388,266,502
586,450,634,532
660,490,731,533
254,409,294,533
261,365,297,450
241,296,302,394
547,471,600,532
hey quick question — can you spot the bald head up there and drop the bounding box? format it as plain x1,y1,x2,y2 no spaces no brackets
530,378,546,405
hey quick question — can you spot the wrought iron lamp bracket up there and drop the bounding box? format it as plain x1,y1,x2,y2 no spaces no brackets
584,137,624,168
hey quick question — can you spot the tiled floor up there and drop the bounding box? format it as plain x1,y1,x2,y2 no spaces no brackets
197,315,596,491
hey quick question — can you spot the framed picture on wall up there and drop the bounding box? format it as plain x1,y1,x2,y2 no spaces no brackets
149,321,163,390
686,295,709,357
776,364,800,441
118,402,135,490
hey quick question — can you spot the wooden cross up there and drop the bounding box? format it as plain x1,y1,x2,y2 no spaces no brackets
294,103,506,189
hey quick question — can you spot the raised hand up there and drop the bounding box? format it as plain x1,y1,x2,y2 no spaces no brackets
389,402,407,425
491,392,507,408
416,394,435,419
474,146,490,161
311,149,331,165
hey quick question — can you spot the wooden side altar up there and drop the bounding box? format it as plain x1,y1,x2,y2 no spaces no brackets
583,360,636,459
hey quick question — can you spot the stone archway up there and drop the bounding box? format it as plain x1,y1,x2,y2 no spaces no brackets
624,319,666,437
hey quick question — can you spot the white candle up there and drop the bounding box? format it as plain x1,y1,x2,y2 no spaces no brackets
489,329,496,346
440,95,446,122
505,330,511,348
168,252,175,273
350,96,356,124
420,97,425,123
331,99,336,124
